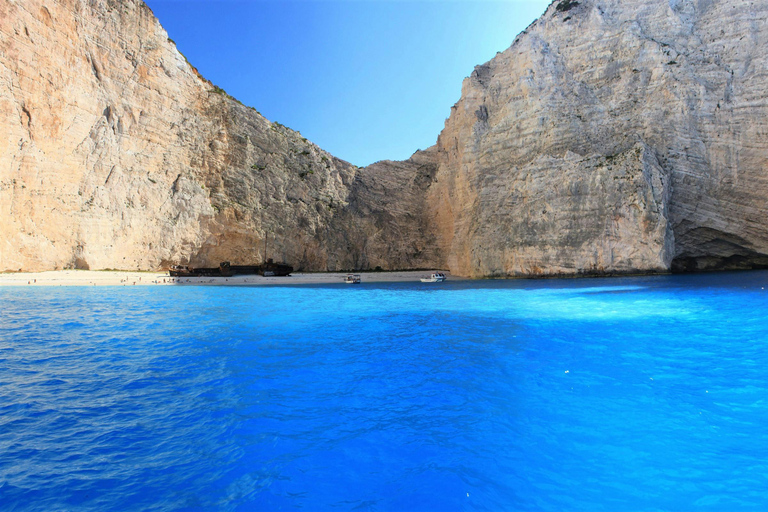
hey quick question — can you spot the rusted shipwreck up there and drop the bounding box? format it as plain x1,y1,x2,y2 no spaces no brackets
169,259,293,278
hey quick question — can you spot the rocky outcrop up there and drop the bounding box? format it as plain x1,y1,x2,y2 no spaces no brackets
429,0,768,275
2,0,768,276
0,0,361,272
326,147,442,271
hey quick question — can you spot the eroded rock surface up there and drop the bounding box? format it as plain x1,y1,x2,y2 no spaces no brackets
430,0,768,275
0,0,359,271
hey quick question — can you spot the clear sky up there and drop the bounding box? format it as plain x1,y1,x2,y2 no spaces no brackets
143,0,550,166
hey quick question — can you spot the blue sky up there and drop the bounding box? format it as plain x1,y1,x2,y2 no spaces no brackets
143,0,550,166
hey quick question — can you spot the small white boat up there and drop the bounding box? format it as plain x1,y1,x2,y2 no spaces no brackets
345,274,362,284
420,272,447,283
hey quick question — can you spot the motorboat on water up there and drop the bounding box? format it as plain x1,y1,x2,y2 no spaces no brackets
345,274,362,284
420,272,447,283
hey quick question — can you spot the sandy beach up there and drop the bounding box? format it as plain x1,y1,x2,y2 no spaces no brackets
0,270,456,287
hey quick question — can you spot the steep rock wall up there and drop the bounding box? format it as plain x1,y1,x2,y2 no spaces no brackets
327,147,443,271
0,0,438,272
430,0,768,276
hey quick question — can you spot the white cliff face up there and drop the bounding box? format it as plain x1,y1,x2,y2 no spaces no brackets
2,0,206,270
2,0,767,276
0,0,358,271
430,0,768,276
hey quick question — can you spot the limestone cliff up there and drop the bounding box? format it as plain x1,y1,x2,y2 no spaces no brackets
429,0,768,276
0,0,358,271
2,0,768,276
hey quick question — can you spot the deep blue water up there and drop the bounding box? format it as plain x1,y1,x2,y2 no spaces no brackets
2,272,768,511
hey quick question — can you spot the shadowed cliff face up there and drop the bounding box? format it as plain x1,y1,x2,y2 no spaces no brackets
2,0,767,276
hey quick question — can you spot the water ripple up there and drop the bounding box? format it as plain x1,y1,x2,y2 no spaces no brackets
2,272,768,510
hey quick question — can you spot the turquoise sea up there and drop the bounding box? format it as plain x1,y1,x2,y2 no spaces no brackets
2,271,768,510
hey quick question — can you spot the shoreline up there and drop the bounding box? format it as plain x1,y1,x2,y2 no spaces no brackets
0,270,456,287
3,268,764,287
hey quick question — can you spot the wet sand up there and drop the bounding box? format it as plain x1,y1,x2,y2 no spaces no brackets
0,270,456,286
